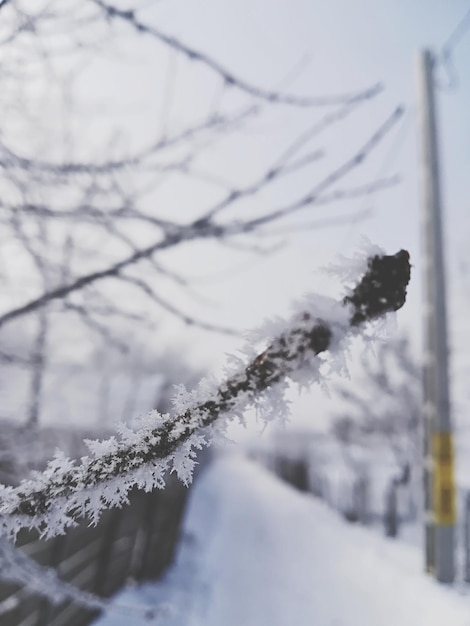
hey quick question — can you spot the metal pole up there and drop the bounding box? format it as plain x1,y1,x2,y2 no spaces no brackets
465,492,470,583
416,49,455,583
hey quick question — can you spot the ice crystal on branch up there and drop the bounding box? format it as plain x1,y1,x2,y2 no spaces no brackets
0,249,410,539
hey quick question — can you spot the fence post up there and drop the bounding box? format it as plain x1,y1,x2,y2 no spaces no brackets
356,475,370,525
293,458,309,492
319,474,328,503
384,484,398,538
94,508,122,596
310,470,322,498
37,534,68,625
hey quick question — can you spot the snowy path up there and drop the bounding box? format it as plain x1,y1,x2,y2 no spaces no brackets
94,454,470,626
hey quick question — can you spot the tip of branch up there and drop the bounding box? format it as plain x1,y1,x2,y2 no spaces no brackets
344,249,411,326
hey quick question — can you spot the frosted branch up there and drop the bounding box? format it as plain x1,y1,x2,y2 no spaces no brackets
0,250,411,539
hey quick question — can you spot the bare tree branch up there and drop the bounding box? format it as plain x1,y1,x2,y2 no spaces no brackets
118,272,240,336
0,107,403,330
62,302,131,354
241,106,404,231
91,0,382,108
262,177,399,234
0,109,250,175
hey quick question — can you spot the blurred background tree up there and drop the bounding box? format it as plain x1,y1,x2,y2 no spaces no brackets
331,334,422,534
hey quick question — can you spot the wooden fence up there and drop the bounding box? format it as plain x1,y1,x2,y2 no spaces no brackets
273,453,470,584
0,475,190,626
270,453,416,535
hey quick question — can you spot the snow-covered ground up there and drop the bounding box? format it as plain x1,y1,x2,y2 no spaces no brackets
93,454,470,626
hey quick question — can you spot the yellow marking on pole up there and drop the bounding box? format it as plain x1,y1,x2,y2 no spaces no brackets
432,432,456,525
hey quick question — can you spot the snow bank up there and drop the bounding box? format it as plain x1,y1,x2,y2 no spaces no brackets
93,454,470,626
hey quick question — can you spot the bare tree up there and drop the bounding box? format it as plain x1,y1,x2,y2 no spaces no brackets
331,334,422,532
0,1,404,427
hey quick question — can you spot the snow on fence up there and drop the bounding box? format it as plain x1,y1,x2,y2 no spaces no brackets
0,475,189,626
268,454,470,583
269,451,416,533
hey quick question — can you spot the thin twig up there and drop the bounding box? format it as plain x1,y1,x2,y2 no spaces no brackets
91,0,382,108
